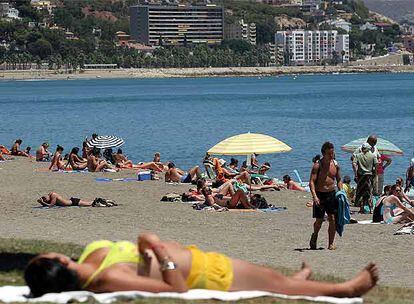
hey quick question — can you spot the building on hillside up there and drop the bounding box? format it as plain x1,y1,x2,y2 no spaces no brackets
301,0,320,12
224,19,256,45
129,4,224,46
0,3,10,17
31,1,55,15
402,35,414,52
359,22,377,31
6,7,21,20
373,22,392,32
335,34,350,62
319,19,351,33
255,0,302,5
275,30,350,65
401,24,414,35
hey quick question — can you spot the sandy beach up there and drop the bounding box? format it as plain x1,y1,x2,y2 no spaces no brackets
1,65,414,80
1,158,412,288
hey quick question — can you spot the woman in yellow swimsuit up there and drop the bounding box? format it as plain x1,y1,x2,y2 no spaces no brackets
25,232,378,298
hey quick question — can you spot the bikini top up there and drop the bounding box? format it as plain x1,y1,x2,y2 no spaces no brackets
78,240,140,288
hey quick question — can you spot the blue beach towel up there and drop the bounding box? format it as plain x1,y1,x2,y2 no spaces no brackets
335,190,351,237
260,206,287,212
95,177,137,183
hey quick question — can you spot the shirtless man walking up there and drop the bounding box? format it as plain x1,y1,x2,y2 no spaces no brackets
309,142,343,250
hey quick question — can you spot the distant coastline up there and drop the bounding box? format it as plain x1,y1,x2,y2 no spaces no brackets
1,65,414,81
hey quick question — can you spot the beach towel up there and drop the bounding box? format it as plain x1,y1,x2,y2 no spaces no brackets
356,220,382,225
95,177,137,183
394,222,414,235
0,286,363,304
335,191,351,237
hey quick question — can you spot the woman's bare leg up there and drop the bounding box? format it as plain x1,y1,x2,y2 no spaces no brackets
228,189,250,208
137,162,163,172
96,161,110,172
188,166,201,180
230,259,378,297
218,181,235,196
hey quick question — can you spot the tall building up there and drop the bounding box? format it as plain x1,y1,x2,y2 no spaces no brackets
275,30,350,65
224,19,256,45
129,4,224,46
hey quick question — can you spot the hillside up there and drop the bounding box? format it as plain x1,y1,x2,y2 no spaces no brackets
362,0,414,23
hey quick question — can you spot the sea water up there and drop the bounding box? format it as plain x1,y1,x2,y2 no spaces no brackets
0,73,413,183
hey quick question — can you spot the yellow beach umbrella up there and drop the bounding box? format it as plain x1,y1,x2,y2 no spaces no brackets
207,133,292,156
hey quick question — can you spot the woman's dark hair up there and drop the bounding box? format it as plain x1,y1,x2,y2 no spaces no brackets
196,178,206,191
312,154,321,163
56,145,64,152
168,162,175,169
117,148,122,154
92,147,100,156
229,158,238,166
16,139,22,144
383,185,392,196
321,142,334,155
26,146,31,152
71,147,79,155
24,258,80,298
82,141,87,148
283,174,291,181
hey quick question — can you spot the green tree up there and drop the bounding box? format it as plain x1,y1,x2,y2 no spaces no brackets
28,39,52,59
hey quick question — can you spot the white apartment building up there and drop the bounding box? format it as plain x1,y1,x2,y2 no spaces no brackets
335,34,350,62
275,30,350,64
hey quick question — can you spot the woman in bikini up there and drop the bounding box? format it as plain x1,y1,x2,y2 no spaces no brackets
68,147,88,170
382,185,414,224
37,193,117,208
25,231,378,298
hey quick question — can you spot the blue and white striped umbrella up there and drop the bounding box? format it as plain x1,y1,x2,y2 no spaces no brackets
341,137,403,156
87,135,124,149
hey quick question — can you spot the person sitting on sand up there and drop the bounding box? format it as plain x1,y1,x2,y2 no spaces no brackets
49,145,65,171
37,192,116,208
82,141,91,159
282,175,306,191
68,147,88,171
24,231,379,298
36,142,51,162
165,162,201,183
197,179,251,210
11,139,30,157
87,147,114,172
395,177,414,207
342,176,355,205
251,153,260,169
381,185,414,224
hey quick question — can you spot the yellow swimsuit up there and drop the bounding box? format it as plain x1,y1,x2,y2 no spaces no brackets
78,241,233,291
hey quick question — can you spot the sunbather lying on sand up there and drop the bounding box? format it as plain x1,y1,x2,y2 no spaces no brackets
197,179,250,209
37,192,117,207
25,231,378,298
113,149,164,172
165,162,201,183
283,175,307,191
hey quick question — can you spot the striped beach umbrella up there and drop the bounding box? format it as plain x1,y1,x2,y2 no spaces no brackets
341,137,403,156
87,135,124,149
207,133,292,155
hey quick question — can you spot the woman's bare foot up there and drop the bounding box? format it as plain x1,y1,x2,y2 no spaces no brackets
346,263,379,297
292,262,312,280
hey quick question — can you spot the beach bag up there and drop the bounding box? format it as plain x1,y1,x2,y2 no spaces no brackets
161,193,182,202
250,194,269,209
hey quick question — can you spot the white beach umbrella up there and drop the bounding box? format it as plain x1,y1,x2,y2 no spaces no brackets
86,135,124,149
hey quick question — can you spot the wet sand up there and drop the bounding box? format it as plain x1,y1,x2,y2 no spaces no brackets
0,158,412,288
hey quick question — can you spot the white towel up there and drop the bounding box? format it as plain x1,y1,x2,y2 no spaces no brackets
356,220,381,225
0,286,363,304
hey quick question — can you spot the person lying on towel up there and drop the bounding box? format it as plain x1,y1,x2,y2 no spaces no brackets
25,232,378,298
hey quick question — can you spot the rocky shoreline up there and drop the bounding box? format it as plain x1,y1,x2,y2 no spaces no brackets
1,65,413,80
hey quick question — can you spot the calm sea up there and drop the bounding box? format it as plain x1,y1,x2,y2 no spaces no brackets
1,73,413,183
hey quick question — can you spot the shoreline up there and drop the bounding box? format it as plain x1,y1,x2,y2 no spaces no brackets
1,65,414,80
